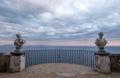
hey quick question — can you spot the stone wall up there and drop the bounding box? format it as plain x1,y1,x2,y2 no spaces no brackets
0,53,11,72
110,54,120,72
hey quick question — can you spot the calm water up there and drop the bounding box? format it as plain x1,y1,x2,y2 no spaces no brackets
0,45,120,53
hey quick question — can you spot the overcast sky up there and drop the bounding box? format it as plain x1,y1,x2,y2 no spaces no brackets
0,0,120,46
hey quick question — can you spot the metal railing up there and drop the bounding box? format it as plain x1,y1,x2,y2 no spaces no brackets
24,49,95,68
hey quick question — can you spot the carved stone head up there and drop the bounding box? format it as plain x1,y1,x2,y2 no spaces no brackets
16,33,21,39
98,32,103,39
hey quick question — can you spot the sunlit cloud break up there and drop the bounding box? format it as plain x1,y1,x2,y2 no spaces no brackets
0,0,120,46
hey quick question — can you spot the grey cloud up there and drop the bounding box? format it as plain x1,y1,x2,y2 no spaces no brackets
0,0,120,43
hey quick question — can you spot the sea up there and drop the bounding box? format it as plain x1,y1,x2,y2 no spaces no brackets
0,45,120,53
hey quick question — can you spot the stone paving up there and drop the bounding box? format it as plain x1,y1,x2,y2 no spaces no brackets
0,63,120,78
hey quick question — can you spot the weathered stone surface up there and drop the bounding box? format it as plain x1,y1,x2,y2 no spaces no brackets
95,53,111,74
0,53,11,72
21,55,25,71
9,55,25,73
110,54,120,72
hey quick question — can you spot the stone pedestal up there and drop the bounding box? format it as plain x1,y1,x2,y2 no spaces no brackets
9,52,25,73
95,52,111,74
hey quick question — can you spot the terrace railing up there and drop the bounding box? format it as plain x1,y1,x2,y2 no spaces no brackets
24,49,95,68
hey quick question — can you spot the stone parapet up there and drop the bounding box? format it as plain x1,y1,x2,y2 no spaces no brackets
110,54,120,72
0,53,11,72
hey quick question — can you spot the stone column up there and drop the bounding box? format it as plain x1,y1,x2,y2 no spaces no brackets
95,52,111,74
9,52,25,73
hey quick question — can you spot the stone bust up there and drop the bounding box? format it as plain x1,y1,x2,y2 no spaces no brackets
95,32,107,52
14,33,25,52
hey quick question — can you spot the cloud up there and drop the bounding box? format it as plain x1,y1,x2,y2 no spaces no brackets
0,0,120,45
